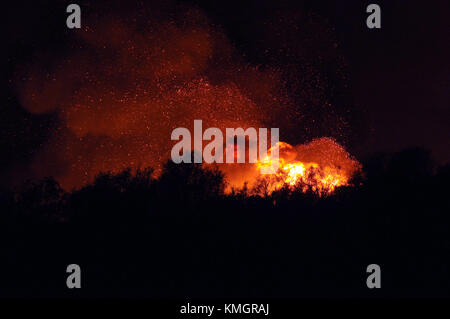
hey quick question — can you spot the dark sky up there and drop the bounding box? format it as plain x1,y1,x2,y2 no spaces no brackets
190,0,450,162
329,0,449,162
1,0,449,187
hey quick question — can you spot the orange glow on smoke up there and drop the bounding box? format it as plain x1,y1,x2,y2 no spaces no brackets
15,6,359,193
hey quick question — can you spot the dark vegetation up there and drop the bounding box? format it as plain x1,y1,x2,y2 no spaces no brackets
0,148,449,298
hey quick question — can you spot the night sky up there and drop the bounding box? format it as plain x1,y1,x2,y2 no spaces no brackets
1,0,449,188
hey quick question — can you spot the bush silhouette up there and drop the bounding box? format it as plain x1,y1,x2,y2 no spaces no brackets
0,147,449,298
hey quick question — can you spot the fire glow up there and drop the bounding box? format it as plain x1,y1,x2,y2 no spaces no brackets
256,142,351,195
168,121,360,196
223,138,361,196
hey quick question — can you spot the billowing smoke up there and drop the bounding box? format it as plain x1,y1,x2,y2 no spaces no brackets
15,1,359,190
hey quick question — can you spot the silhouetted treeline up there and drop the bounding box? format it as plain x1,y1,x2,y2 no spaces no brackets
0,148,449,298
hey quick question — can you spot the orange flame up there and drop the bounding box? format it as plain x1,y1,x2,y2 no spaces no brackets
223,138,361,196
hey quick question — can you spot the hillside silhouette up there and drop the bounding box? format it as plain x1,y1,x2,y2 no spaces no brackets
0,148,449,298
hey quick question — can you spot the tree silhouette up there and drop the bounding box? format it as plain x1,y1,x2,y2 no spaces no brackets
0,147,449,298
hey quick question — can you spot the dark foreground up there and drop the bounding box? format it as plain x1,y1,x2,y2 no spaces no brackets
0,148,449,298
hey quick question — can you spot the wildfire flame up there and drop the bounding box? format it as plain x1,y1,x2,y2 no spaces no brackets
257,145,347,195
223,138,361,196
